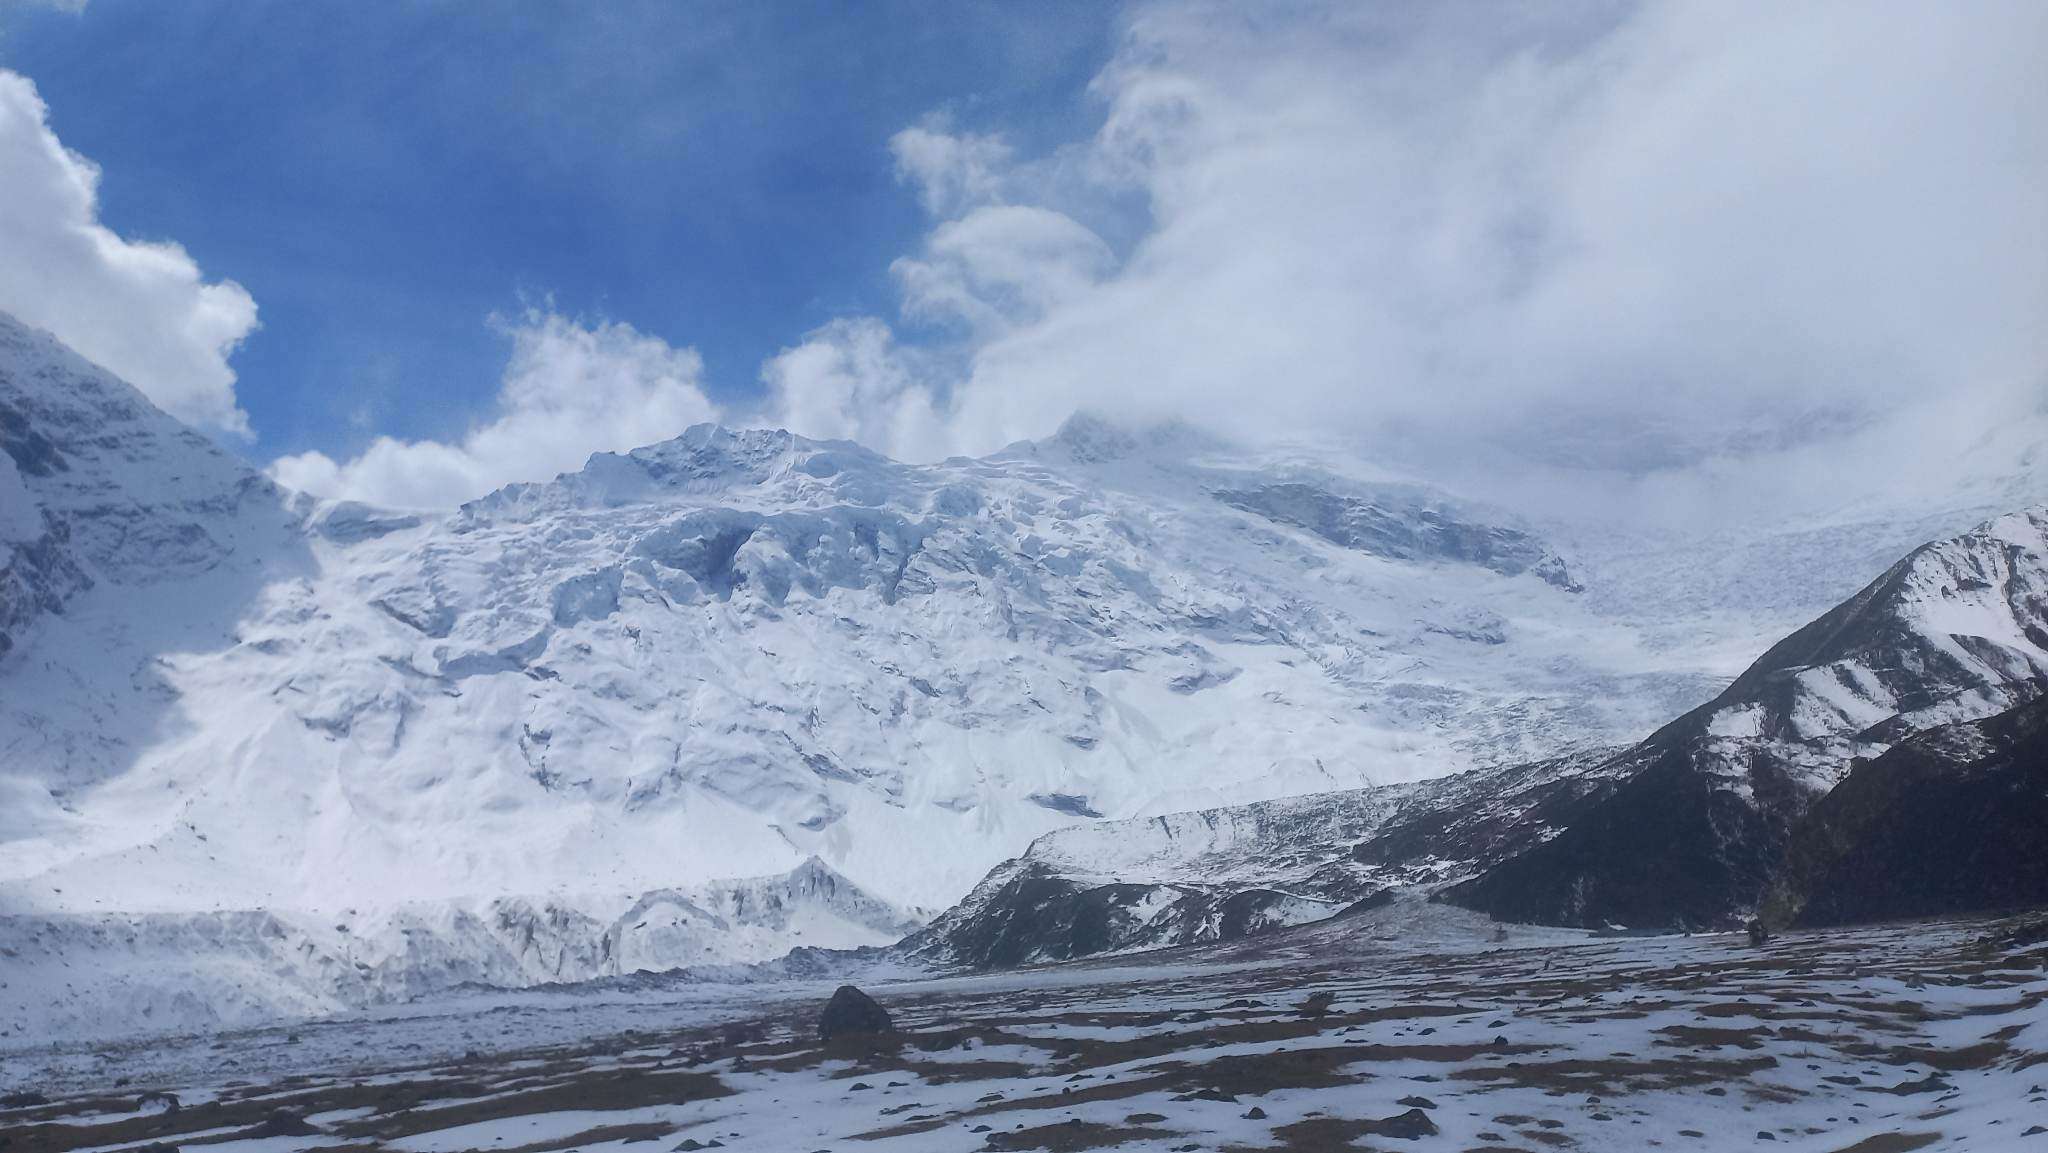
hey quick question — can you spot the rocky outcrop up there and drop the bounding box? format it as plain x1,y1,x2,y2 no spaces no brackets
1769,695,2048,927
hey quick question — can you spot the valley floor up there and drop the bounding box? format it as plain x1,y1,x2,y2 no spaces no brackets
5,908,2046,1153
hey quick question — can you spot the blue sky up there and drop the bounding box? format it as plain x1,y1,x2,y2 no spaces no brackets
0,0,1117,461
0,1,2038,515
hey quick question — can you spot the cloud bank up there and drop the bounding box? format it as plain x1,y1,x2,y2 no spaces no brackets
765,0,2047,492
271,312,719,509
0,69,258,434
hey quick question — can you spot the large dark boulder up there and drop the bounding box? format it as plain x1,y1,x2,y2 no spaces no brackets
817,985,894,1042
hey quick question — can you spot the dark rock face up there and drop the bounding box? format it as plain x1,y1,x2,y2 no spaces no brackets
818,985,894,1041
1447,732,1795,930
1772,696,2048,927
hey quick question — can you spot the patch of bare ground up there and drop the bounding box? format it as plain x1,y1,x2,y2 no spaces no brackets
1449,1053,1778,1094
486,1120,680,1152
1227,1108,1438,1152
1828,1133,1943,1153
979,1118,1177,1151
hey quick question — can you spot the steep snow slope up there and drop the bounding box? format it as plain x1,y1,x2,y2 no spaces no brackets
2,319,1725,925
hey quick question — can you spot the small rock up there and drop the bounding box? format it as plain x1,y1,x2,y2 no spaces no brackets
1297,991,1337,1017
138,1091,181,1115
1396,1095,1437,1109
849,1081,873,1092
252,1108,318,1138
1242,1107,1268,1120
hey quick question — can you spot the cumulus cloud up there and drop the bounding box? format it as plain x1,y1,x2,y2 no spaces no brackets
760,318,951,458
0,69,258,434
888,122,1014,218
271,312,719,509
794,0,2047,503
893,205,1114,335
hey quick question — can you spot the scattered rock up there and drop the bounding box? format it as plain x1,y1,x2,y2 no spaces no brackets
138,1091,181,1115
819,985,894,1042
2,1091,49,1108
1242,1106,1268,1120
1297,991,1337,1017
252,1108,318,1137
1360,1108,1440,1140
1396,1095,1437,1109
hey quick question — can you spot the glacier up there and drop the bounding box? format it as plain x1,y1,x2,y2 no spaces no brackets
0,308,2035,1035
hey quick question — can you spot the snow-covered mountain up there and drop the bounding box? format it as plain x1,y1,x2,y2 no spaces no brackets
1,309,2032,1032
913,507,2048,965
1453,507,2048,928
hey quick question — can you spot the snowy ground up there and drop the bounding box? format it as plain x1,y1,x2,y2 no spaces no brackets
6,904,2045,1152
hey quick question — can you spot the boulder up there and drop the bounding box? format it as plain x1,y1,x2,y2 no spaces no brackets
818,985,894,1041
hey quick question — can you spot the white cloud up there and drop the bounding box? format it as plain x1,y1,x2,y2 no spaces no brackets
271,311,719,509
759,318,949,460
0,69,258,435
893,205,1113,336
801,0,2048,510
888,122,1014,218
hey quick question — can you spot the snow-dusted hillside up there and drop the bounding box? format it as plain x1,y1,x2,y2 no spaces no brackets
1455,507,2048,928
1,310,2032,1031
912,507,2048,964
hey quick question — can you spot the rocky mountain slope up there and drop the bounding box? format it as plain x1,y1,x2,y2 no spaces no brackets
913,507,2048,964
1768,693,2048,928
1450,508,2048,929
